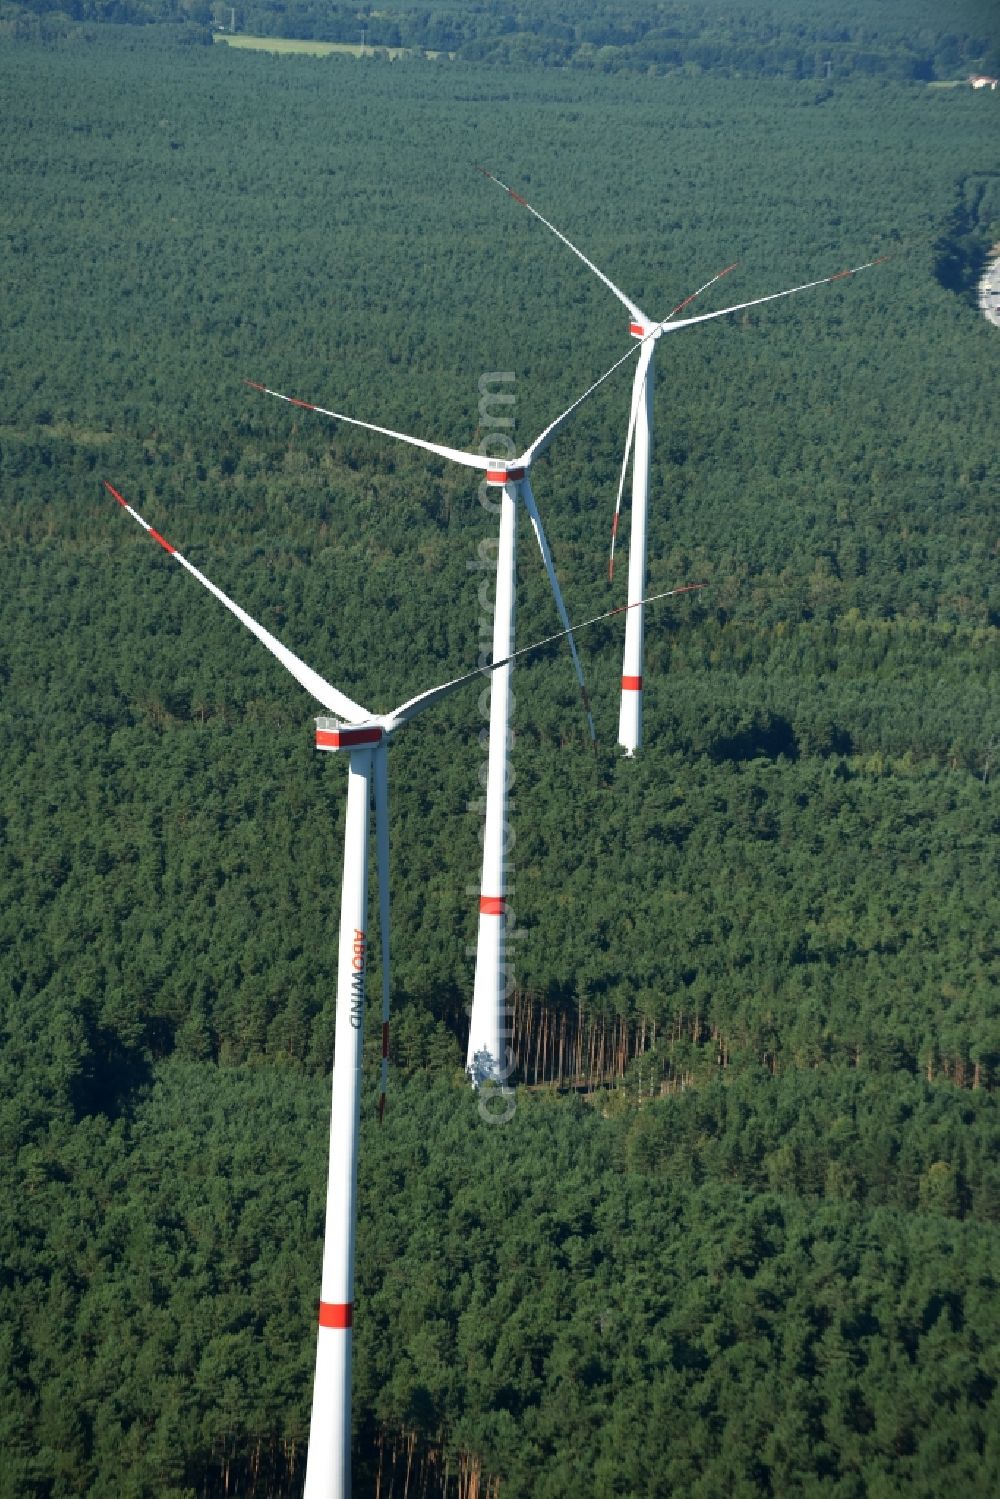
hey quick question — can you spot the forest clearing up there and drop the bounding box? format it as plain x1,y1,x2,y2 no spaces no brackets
213,35,448,60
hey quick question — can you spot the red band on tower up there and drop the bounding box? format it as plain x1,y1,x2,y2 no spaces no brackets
318,1302,353,1328
622,675,643,691
479,896,505,916
630,322,645,338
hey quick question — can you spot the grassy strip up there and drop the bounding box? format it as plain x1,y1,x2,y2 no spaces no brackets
213,34,448,60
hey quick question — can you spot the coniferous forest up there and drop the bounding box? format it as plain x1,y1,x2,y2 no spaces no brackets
1,12,999,1496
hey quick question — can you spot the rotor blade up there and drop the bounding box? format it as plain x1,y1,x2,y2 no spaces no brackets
475,165,644,321
520,336,646,466
246,381,491,474
384,583,708,731
104,482,371,724
662,261,740,323
477,168,741,330
653,256,890,339
373,748,391,1123
521,474,596,746
609,342,653,583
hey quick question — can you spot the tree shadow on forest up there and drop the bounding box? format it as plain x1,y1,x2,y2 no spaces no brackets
71,1028,154,1124
933,172,1000,306
709,710,799,764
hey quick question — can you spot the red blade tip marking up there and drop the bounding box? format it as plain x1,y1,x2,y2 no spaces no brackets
288,396,317,411
148,528,176,555
480,896,505,916
670,290,701,316
244,380,267,392
622,675,643,691
103,481,127,508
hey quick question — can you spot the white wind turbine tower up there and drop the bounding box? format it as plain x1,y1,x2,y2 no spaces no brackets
478,166,888,756
104,477,701,1499
249,336,651,1090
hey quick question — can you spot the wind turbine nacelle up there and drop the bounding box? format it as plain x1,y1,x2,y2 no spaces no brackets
315,719,384,752
485,466,526,486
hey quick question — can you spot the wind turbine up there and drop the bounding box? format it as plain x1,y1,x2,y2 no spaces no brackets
103,477,702,1499
248,335,652,1090
477,166,887,756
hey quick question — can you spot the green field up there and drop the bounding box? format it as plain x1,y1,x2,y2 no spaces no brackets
214,33,449,60
1,17,998,1498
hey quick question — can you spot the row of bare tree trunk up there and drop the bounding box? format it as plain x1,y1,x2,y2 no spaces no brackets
508,990,727,1095
374,1428,500,1499
507,990,994,1094
205,1427,499,1497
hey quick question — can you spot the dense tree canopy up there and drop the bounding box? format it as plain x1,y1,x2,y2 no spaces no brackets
3,0,998,80
0,19,997,1496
